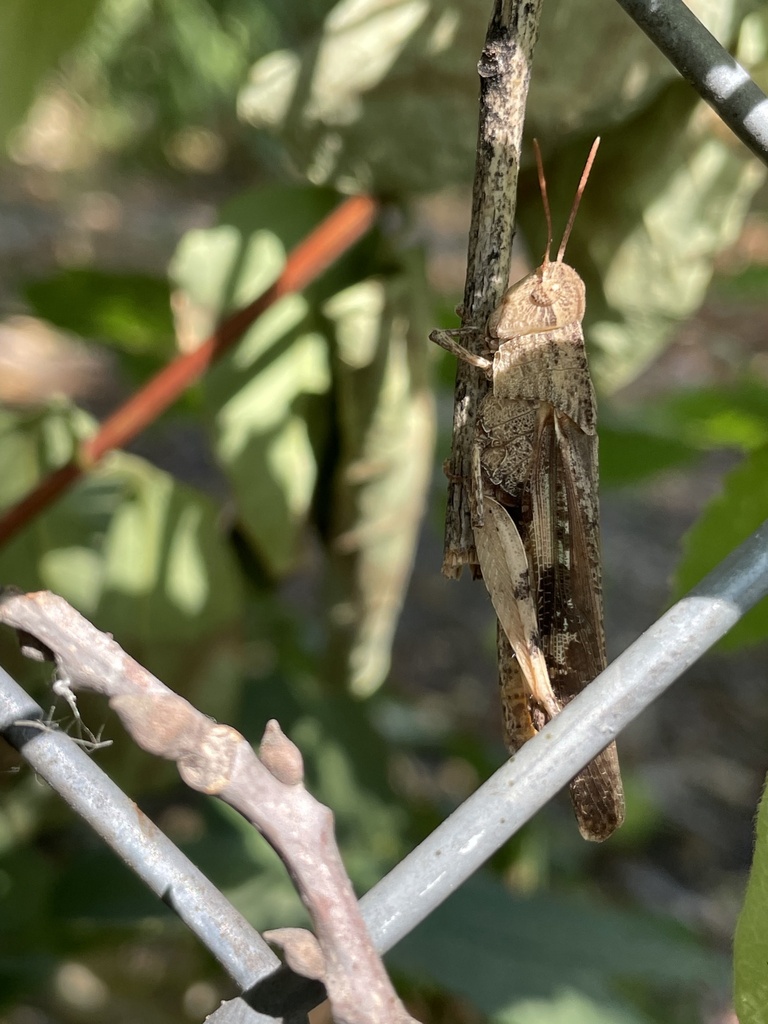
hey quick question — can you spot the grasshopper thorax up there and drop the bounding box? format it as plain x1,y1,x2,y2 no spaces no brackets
487,260,585,344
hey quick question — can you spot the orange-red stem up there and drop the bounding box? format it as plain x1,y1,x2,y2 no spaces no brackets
0,194,379,546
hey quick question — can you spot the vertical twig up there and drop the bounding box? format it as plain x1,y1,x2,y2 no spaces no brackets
0,590,417,1024
442,0,546,577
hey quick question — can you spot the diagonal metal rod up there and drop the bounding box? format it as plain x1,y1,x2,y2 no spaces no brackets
3,517,768,1024
0,674,310,1024
358,517,768,950
208,516,768,1019
613,0,768,164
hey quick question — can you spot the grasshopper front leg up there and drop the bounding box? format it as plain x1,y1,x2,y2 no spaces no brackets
429,327,493,373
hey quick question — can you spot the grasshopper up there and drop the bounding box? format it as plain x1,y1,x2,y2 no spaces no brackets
431,139,625,841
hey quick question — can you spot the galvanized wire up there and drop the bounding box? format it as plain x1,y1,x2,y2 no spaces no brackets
358,517,768,950
4,527,766,1024
0,671,309,1024
614,0,768,164
2,514,767,1021
203,516,768,1022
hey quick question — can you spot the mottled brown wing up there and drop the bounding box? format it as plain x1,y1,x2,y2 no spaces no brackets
497,627,537,751
528,404,625,841
555,413,624,840
528,408,603,691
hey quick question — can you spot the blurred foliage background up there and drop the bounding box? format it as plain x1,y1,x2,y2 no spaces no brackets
1,1,768,1022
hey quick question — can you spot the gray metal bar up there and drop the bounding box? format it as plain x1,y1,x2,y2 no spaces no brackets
213,515,768,1023
358,518,768,950
5,516,768,1021
613,0,768,164
0,671,306,1023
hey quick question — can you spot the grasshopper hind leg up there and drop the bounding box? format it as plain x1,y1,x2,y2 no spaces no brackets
570,742,625,841
498,627,537,749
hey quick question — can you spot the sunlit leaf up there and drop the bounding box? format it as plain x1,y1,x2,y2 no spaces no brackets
321,271,434,695
237,0,740,196
0,409,244,694
169,186,367,577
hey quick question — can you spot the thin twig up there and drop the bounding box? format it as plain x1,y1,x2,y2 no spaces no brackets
0,589,416,1024
431,0,549,840
0,195,378,547
440,0,545,576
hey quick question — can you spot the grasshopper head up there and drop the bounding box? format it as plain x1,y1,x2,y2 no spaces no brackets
488,138,597,346
487,260,585,343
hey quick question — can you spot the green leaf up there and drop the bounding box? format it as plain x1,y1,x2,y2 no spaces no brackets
389,872,727,1021
170,185,375,318
493,990,647,1024
59,0,261,162
169,187,335,578
657,380,768,452
0,404,107,608
321,267,434,696
237,0,744,196
207,310,331,578
0,408,244,693
23,269,176,359
0,403,89,507
673,445,768,648
734,775,768,1024
169,185,377,578
599,424,698,487
94,449,242,627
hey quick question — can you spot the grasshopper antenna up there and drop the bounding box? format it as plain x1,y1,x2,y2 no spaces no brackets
557,136,600,263
532,138,553,266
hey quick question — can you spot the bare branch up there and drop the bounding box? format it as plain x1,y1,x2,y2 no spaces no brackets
0,588,417,1024
439,0,545,576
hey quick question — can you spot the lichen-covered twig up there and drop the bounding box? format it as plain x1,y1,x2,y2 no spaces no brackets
439,0,545,576
0,588,417,1024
